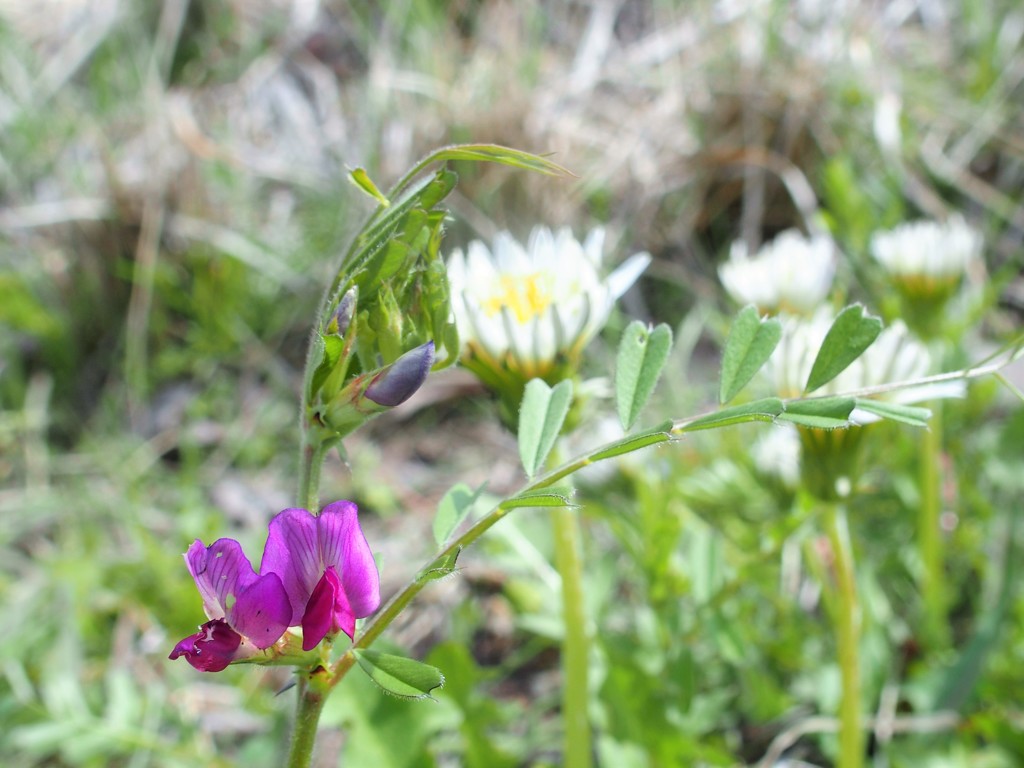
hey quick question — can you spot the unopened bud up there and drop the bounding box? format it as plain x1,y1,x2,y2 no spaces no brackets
330,288,358,337
365,341,435,407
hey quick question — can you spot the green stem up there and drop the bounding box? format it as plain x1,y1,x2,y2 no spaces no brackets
824,503,863,768
286,436,331,765
554,503,591,768
285,676,328,768
919,402,948,648
297,437,328,514
326,428,678,690
327,485,529,687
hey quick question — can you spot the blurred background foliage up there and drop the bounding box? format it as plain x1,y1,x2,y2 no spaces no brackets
0,0,1022,765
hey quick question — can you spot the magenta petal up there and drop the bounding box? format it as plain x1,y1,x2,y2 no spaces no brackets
186,538,257,621
317,501,381,619
169,619,242,672
301,568,337,650
230,572,292,650
261,508,321,625
301,567,355,650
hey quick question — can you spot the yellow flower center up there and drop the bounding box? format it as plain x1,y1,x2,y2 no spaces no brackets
481,273,552,323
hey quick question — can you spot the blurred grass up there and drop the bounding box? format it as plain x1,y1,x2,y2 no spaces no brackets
1,0,1022,765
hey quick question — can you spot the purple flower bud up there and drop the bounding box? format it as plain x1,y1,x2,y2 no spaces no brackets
364,341,435,407
331,288,357,337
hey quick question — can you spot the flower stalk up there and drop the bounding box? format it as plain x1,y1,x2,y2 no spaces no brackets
819,501,863,768
919,401,948,649
549,444,591,768
554,504,591,768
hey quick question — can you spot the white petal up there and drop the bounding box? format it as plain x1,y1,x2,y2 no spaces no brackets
494,230,532,273
607,252,651,300
466,241,499,289
465,298,510,359
501,307,528,366
527,226,557,269
533,310,558,366
583,227,607,268
870,217,981,279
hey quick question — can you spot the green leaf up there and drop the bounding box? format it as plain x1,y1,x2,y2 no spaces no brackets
360,211,423,289
504,488,575,509
805,304,882,393
415,168,459,210
590,422,673,461
518,379,573,478
353,650,445,700
439,321,461,368
679,398,784,433
308,334,347,400
853,399,932,427
349,168,390,206
419,547,461,582
719,305,781,404
340,170,457,296
435,145,571,176
779,397,855,429
433,483,483,547
391,145,573,201
616,321,674,429
422,258,454,357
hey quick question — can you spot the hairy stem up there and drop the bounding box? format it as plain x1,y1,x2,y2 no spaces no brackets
824,503,864,768
297,438,328,514
285,676,328,768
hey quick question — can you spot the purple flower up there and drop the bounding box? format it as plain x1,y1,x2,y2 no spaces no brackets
169,538,291,672
260,501,381,651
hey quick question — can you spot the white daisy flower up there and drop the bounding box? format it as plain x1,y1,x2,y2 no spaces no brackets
447,226,650,383
870,215,981,284
719,229,836,315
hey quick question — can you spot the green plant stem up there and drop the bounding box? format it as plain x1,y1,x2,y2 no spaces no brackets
824,502,863,768
297,437,328,514
553,502,591,768
286,677,327,768
331,427,675,688
919,402,948,648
